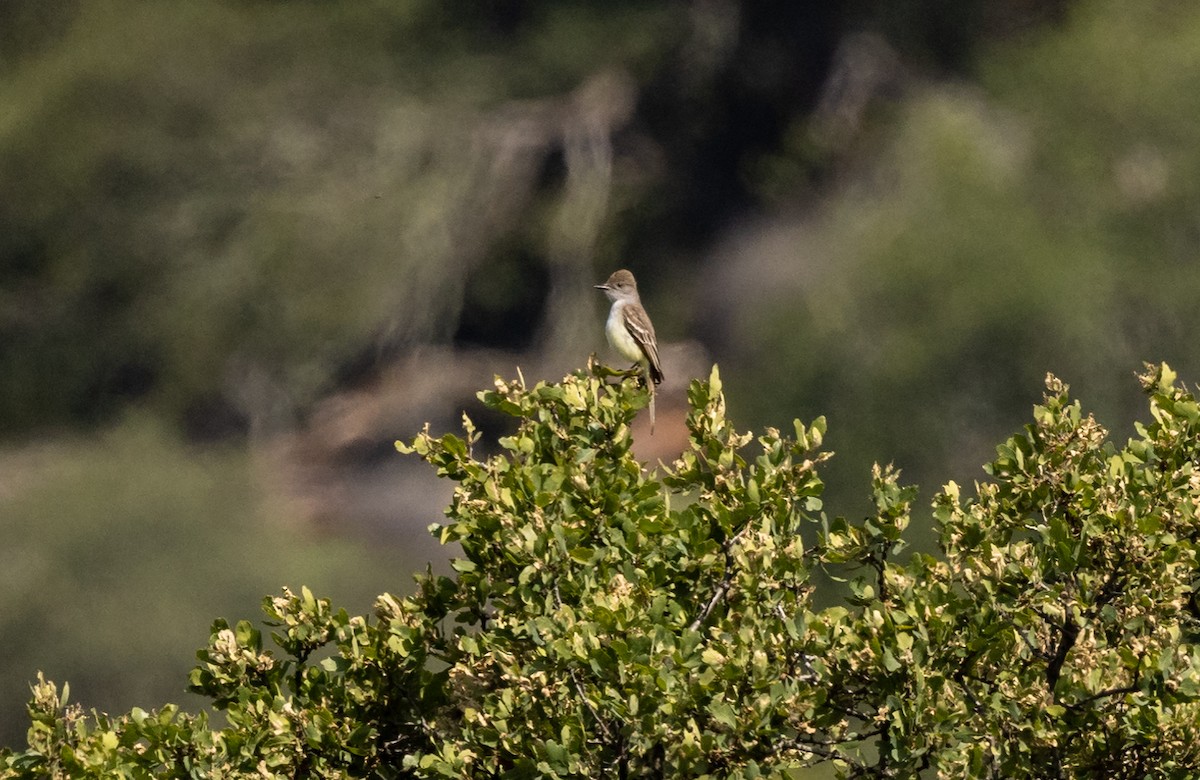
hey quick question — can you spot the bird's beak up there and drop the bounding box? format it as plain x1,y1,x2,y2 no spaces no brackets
594,284,609,290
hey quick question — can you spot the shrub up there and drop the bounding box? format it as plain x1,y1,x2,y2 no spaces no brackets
3,360,1199,777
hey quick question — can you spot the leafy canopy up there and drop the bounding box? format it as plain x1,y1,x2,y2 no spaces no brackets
3,360,1200,777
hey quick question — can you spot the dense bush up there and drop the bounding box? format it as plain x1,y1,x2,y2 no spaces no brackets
3,361,1199,777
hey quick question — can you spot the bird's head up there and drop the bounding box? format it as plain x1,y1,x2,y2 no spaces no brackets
595,269,638,302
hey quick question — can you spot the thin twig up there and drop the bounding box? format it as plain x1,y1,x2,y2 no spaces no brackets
689,577,732,632
689,524,753,631
1065,683,1140,711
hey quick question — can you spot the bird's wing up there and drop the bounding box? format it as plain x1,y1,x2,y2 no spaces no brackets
624,305,664,385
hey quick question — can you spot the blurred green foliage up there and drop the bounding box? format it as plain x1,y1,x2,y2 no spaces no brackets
0,0,1045,435
0,0,682,432
0,412,410,747
724,0,1200,521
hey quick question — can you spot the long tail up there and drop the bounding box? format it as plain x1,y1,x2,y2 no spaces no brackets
648,375,656,435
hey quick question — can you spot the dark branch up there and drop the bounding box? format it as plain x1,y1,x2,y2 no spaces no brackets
1046,612,1080,698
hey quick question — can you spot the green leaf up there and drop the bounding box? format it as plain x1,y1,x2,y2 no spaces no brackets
708,700,737,729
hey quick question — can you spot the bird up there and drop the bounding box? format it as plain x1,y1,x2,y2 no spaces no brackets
595,269,663,431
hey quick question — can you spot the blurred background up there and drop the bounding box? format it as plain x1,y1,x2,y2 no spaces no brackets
3,0,1200,746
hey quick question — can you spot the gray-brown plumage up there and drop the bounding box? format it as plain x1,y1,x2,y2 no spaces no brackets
594,269,664,385
596,268,663,434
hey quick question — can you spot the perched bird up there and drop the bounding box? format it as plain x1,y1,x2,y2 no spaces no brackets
595,269,663,431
